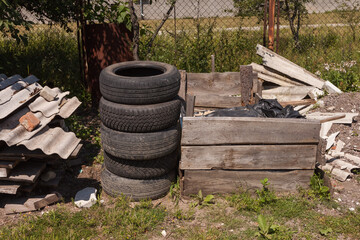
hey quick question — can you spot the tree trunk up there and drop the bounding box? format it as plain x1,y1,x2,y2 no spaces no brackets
129,0,140,60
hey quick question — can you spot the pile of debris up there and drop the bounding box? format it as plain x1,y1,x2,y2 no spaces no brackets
254,44,342,114
253,45,360,186
0,73,82,214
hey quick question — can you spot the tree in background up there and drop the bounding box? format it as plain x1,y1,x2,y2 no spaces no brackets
232,0,311,47
336,0,360,41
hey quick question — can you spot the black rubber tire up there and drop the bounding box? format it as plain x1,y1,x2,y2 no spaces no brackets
104,148,179,179
99,96,181,133
101,123,180,160
101,167,176,201
100,61,180,105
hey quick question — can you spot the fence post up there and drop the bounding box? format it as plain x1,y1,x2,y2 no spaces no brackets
268,0,275,50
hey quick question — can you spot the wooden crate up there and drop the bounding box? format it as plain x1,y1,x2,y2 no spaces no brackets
179,69,321,196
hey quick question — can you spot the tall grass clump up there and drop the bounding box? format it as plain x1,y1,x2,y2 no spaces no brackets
0,27,88,101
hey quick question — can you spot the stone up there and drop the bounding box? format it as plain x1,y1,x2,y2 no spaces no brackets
326,106,335,111
40,86,58,102
74,187,97,208
19,112,40,132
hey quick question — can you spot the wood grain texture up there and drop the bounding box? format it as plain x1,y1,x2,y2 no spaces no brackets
256,44,324,88
180,145,317,170
0,182,21,194
178,70,187,100
182,117,321,145
185,94,195,117
182,169,313,195
187,72,241,96
0,161,46,183
193,94,242,108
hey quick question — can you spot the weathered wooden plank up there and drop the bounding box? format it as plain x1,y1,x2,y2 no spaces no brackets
182,117,321,145
182,170,313,195
306,112,358,124
5,193,61,214
256,44,325,89
178,70,187,100
0,160,19,169
0,161,46,183
194,94,241,108
240,65,254,106
187,72,241,96
0,182,21,194
0,168,10,177
262,86,315,101
180,145,317,170
279,99,316,107
185,94,195,117
250,62,303,86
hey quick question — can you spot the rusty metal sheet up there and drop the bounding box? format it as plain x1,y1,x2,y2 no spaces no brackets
19,127,81,159
58,96,82,119
0,75,39,105
0,108,56,146
0,74,8,82
0,74,22,90
0,82,42,120
28,87,69,117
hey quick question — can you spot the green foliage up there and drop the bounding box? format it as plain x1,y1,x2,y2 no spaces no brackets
308,173,330,201
84,0,132,30
255,214,280,239
0,196,167,239
336,0,360,40
190,190,215,208
319,227,333,236
227,178,276,213
256,178,277,206
172,208,195,221
169,177,181,206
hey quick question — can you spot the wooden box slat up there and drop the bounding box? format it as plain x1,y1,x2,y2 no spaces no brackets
182,169,313,195
180,145,317,170
182,117,321,145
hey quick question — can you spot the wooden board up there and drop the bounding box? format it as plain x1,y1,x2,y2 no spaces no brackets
182,169,313,195
306,112,358,124
0,160,19,169
0,182,21,194
0,161,46,183
256,44,324,89
178,70,187,100
5,193,61,214
180,145,317,170
194,94,241,108
182,117,321,145
187,72,241,96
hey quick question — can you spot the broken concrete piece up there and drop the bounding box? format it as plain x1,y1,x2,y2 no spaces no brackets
74,187,97,208
331,152,345,158
326,131,340,150
308,88,324,100
41,171,56,182
19,112,40,132
40,86,58,101
320,122,333,139
323,80,342,94
330,159,360,173
327,106,335,111
335,140,345,153
5,193,61,214
329,167,350,182
344,154,360,166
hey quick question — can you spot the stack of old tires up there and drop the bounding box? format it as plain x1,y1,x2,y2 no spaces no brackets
99,61,181,201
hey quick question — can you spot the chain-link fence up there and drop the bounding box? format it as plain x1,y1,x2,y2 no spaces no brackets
134,0,360,76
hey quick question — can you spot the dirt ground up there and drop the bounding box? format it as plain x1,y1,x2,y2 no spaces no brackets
1,92,360,227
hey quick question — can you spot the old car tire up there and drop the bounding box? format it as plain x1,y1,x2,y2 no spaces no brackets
99,96,181,133
101,167,176,201
101,123,180,160
99,61,180,105
104,148,178,179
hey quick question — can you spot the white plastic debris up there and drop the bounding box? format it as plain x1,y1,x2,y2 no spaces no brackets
161,230,167,237
74,187,97,208
349,208,355,211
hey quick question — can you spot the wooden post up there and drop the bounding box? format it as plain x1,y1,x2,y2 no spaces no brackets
240,65,254,106
263,0,268,47
268,0,275,51
185,94,195,117
211,55,215,73
276,0,280,53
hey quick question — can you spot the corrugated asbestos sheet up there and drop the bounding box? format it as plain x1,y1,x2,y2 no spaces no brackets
0,74,82,159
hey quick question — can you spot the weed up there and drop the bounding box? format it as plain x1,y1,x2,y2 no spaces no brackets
255,214,280,239
169,177,181,206
256,178,277,206
172,208,195,221
308,173,331,201
319,227,333,236
190,190,215,208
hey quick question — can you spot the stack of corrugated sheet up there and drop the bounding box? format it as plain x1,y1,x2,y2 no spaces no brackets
0,74,82,195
